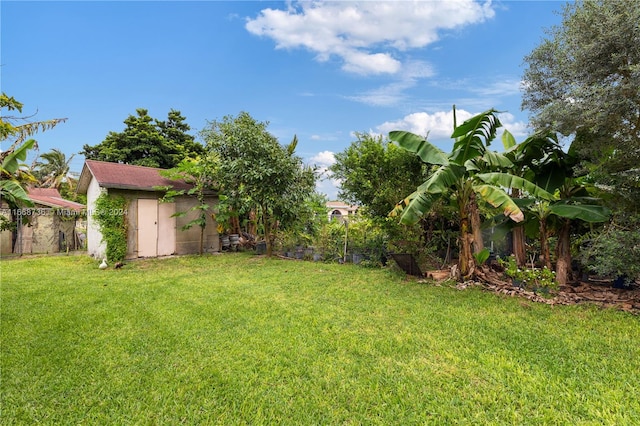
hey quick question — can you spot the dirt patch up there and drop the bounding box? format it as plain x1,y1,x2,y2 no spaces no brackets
473,268,640,314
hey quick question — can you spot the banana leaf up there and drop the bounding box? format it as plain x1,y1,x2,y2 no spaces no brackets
474,184,524,222
450,109,501,165
476,172,556,201
548,203,610,222
389,130,449,165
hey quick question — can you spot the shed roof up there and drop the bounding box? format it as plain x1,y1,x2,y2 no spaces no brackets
27,187,85,212
77,160,194,194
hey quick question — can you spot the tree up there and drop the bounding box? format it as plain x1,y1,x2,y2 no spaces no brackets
200,112,317,256
521,0,640,209
330,132,426,219
390,109,555,279
159,155,218,255
1,93,66,208
81,108,203,169
501,129,610,284
33,148,74,189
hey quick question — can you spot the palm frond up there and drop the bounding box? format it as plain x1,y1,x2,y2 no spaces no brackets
12,118,67,143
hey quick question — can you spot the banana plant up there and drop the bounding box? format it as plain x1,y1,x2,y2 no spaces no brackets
390,108,555,279
0,139,37,208
502,130,610,284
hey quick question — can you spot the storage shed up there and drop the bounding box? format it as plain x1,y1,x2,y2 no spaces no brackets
77,160,219,259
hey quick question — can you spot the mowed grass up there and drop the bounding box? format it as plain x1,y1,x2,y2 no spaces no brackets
2,254,639,425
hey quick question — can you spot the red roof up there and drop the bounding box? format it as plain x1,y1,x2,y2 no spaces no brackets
27,187,85,212
77,160,193,194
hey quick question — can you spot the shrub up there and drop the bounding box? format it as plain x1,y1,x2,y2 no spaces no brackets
499,255,558,293
579,214,640,285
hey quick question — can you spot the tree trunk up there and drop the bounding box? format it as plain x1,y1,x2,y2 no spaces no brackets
512,226,527,267
539,219,551,269
199,224,205,255
459,213,476,279
263,206,273,257
555,220,571,286
469,193,484,254
510,189,526,267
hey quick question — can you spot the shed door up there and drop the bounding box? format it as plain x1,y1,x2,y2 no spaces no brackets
157,202,176,256
138,199,158,257
137,199,176,257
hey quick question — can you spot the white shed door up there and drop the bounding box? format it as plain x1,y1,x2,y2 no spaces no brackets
157,202,176,256
138,199,176,257
138,199,158,257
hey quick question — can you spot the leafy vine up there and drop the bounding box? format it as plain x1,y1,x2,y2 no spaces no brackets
94,192,128,261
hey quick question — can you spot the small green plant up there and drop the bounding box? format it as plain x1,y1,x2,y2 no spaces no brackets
94,192,128,262
473,248,491,266
499,255,558,294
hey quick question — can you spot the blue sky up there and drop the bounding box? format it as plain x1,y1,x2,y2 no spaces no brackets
2,1,564,199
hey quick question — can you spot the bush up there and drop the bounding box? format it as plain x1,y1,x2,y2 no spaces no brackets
499,255,558,293
579,214,640,285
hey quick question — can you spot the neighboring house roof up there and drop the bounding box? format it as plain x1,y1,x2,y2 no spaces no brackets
326,201,358,213
27,187,85,212
77,160,194,194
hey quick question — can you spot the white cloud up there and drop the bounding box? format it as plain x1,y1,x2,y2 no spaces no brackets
309,150,336,168
308,150,340,199
377,109,471,139
376,108,529,141
246,1,495,76
347,60,435,106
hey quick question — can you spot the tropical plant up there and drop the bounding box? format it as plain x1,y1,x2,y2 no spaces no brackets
496,129,610,284
33,148,75,189
499,254,558,294
389,108,555,279
159,155,218,255
1,93,66,209
201,113,317,256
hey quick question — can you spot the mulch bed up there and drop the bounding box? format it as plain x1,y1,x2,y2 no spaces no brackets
431,267,640,314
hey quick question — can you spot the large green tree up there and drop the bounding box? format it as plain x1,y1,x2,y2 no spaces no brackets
521,0,640,209
81,108,203,169
200,112,317,256
330,132,426,219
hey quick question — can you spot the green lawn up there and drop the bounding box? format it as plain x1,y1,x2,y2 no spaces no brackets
2,254,639,424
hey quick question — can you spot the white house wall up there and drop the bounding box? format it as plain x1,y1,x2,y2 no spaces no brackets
86,176,106,259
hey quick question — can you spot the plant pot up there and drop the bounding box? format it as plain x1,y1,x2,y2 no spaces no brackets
352,253,365,264
255,241,267,255
220,235,230,250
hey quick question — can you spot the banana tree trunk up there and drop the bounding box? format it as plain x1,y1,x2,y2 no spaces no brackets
469,192,484,254
510,189,526,266
459,208,476,279
539,219,551,269
555,220,571,286
512,226,527,267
